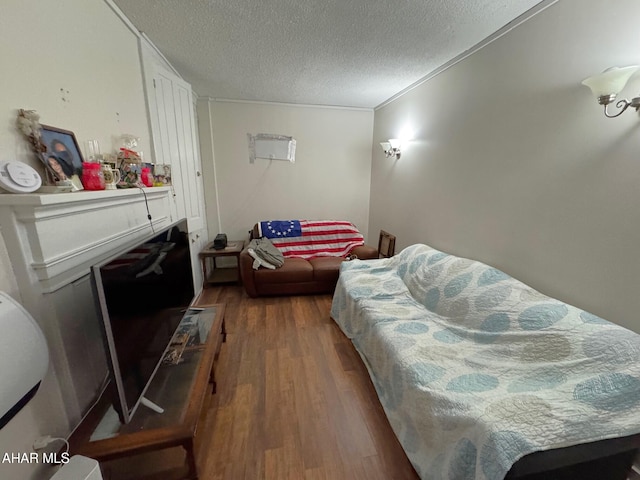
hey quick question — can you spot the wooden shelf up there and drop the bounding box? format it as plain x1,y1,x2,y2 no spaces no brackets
0,186,173,293
206,267,239,284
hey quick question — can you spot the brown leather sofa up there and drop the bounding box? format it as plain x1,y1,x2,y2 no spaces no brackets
240,224,378,297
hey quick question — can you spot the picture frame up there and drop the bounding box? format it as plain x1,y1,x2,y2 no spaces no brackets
39,124,84,190
153,164,172,186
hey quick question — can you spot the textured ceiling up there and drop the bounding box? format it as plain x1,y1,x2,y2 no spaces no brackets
113,0,544,108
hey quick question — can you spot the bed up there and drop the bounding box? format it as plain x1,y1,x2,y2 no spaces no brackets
330,244,640,480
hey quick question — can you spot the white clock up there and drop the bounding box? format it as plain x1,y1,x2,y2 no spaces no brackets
0,161,42,193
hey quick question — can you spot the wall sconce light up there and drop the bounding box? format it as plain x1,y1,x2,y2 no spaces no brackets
582,66,640,118
380,139,401,159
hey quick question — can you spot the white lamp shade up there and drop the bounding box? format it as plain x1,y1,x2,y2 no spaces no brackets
388,139,401,149
380,141,391,151
582,66,639,97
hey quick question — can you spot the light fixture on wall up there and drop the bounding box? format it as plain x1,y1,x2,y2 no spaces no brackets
582,66,640,118
380,139,401,159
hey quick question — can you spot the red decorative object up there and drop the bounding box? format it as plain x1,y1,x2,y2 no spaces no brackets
82,162,105,190
141,167,153,187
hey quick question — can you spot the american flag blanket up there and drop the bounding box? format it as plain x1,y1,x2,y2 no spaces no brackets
258,220,364,259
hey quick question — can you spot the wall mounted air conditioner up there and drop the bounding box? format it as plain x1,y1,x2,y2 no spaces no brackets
248,133,296,163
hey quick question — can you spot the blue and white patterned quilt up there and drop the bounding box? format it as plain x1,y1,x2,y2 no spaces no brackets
331,244,640,480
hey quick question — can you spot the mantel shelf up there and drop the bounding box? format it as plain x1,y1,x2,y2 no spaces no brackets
0,186,172,206
0,186,174,293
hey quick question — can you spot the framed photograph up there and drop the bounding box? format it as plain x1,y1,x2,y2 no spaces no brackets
153,163,172,186
40,125,84,190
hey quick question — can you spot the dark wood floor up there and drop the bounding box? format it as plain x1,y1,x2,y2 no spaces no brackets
104,285,418,479
197,286,418,479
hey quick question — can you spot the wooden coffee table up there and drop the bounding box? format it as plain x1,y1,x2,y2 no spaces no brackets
69,304,226,480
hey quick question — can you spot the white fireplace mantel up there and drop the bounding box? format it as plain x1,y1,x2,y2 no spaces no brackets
0,187,175,430
0,187,173,294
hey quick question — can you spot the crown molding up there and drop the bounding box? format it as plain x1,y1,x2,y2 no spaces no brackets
375,0,559,110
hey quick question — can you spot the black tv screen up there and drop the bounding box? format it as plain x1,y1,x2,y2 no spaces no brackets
91,219,195,424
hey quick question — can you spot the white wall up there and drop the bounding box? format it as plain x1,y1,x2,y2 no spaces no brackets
198,100,374,243
0,1,151,478
370,0,640,333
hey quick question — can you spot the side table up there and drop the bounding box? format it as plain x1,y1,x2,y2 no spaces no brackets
200,240,244,286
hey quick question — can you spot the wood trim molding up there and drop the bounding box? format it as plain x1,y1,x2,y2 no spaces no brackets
0,188,172,292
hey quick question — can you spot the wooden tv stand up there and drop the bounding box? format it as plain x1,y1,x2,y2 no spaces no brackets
69,304,226,480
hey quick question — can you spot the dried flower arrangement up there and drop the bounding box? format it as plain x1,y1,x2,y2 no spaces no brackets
16,109,71,188
17,109,47,155
16,108,58,186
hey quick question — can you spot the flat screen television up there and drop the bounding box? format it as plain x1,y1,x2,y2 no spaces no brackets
91,219,196,424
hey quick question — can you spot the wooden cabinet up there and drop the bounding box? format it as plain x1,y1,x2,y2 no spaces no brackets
141,38,207,290
149,70,205,230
